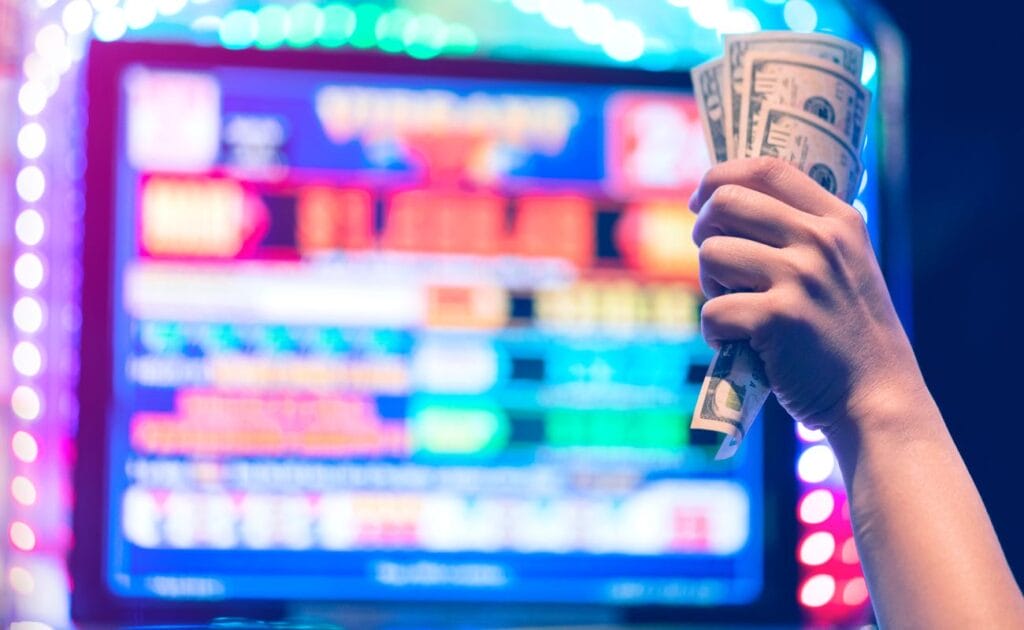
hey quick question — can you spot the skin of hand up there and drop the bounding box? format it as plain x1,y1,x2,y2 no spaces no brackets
689,157,1024,629
688,157,920,430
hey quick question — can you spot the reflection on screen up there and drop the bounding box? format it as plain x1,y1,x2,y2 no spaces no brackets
105,61,764,605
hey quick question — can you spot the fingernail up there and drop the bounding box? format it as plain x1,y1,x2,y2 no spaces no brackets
688,189,699,211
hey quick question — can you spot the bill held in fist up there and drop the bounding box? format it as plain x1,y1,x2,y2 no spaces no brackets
690,31,870,459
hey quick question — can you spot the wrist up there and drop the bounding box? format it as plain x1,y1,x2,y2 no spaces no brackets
821,373,945,463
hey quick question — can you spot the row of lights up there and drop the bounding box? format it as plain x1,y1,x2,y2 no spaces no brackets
7,0,120,620
217,3,478,59
794,424,871,621
502,0,647,63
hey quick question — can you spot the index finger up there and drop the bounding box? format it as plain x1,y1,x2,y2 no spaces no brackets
689,157,850,218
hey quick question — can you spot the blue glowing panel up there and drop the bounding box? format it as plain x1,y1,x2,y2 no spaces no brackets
103,58,777,605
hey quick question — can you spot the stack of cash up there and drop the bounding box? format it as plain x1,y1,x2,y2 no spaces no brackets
689,32,871,459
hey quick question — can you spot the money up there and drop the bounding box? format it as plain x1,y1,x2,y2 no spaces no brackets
689,31,870,459
738,53,871,159
692,58,729,164
722,32,863,158
755,105,863,203
691,341,771,460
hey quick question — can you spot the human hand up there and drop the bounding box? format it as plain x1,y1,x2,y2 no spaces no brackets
689,157,922,430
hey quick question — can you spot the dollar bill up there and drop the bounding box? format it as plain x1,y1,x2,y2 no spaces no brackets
754,104,863,203
692,58,729,164
691,341,771,460
688,33,868,459
722,32,863,158
738,52,871,159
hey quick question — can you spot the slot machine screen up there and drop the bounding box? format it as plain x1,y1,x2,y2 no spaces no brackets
76,42,790,615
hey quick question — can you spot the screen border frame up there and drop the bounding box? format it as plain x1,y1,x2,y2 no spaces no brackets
72,39,799,624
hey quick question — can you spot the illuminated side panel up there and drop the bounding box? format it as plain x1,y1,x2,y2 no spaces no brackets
795,424,872,623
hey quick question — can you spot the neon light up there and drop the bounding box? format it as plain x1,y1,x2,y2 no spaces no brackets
18,81,48,116
12,431,39,463
63,0,95,34
140,177,264,257
16,166,46,203
411,404,509,455
286,3,324,48
296,187,374,253
797,423,825,442
124,0,159,31
601,19,644,62
798,489,835,524
319,3,357,48
254,4,290,49
15,252,46,289
93,6,128,42
8,566,35,596
12,476,38,506
17,123,47,159
572,3,614,45
383,191,506,254
315,85,579,156
513,195,595,266
13,341,44,377
425,285,508,330
798,531,836,566
799,573,836,608
13,297,45,334
15,209,46,246
797,444,836,483
10,521,37,551
11,385,43,421
219,10,258,49
130,390,406,457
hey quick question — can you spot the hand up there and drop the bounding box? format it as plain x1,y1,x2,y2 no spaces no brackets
689,157,922,430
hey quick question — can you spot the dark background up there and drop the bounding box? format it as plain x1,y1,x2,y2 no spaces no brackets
882,2,1024,586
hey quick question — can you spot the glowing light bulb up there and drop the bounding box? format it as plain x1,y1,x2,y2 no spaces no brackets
798,444,836,483
571,3,613,45
15,209,45,246
12,431,39,462
784,0,818,32
15,253,45,289
93,7,128,41
16,166,46,203
602,19,644,62
797,423,825,442
11,476,37,506
798,489,835,524
63,0,95,34
799,573,836,607
11,385,43,421
18,81,48,115
124,0,158,30
13,297,45,334
9,521,37,551
799,531,836,566
17,123,47,159
13,341,43,377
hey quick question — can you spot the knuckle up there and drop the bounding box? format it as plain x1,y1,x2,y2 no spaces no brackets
751,156,790,187
698,235,724,264
807,219,846,253
708,184,744,212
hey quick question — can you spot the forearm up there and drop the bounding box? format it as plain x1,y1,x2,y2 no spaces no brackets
825,379,1024,628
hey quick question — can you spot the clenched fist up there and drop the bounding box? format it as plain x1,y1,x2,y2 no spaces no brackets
689,157,921,431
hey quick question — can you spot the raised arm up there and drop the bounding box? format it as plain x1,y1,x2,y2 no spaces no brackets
689,157,1024,628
